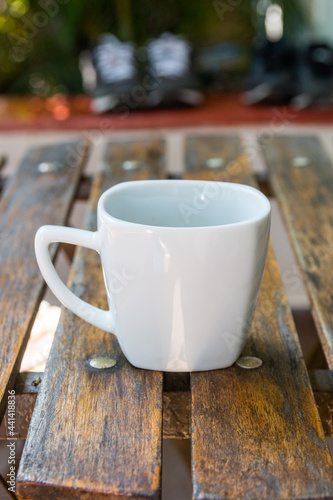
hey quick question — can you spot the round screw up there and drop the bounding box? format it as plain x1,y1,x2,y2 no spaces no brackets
292,156,310,168
205,157,225,169
122,160,146,171
236,356,263,369
38,162,58,173
38,162,64,173
89,357,117,369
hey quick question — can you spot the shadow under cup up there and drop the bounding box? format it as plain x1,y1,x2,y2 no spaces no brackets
98,180,271,372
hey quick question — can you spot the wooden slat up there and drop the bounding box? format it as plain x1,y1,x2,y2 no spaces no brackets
0,140,89,420
314,392,333,437
260,135,333,369
186,135,333,500
0,155,6,195
4,369,333,441
185,135,253,185
1,391,190,441
162,392,191,439
0,393,36,440
309,370,333,392
103,137,165,181
17,138,165,500
0,373,42,440
0,155,6,170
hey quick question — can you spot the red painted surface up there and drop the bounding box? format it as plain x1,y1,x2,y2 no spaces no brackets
0,93,332,131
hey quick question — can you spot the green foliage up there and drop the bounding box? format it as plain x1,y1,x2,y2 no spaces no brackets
0,0,304,94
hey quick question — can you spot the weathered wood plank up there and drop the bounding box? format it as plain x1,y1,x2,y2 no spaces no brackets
0,393,37,440
0,390,190,441
17,138,165,500
0,373,42,440
314,392,333,437
260,135,333,369
0,140,89,420
185,135,253,185
186,135,333,500
5,369,333,441
0,155,6,169
163,392,191,439
0,155,6,195
309,370,333,392
103,137,165,181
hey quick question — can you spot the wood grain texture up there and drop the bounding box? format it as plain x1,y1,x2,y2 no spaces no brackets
0,155,6,196
103,137,165,181
314,392,333,437
0,393,37,439
0,155,6,170
0,373,42,440
0,390,190,441
0,140,89,420
185,135,253,185
163,392,191,439
17,138,165,500
309,370,333,392
186,135,333,500
260,135,333,369
14,372,43,394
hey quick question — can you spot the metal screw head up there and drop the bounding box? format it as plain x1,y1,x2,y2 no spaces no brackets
292,156,310,168
122,160,146,171
38,162,63,173
205,157,225,169
236,356,263,369
89,357,117,369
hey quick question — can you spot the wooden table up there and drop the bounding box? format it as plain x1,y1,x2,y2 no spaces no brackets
0,132,333,499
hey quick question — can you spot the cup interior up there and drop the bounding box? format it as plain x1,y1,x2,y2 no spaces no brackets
101,180,270,228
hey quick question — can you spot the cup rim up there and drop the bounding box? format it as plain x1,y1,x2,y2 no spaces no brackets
98,179,271,230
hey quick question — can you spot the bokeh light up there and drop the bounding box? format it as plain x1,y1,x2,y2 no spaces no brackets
9,0,29,18
46,94,70,120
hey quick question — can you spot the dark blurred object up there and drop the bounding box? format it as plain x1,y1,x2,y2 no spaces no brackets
86,34,141,113
145,33,203,108
307,43,333,77
243,38,297,105
194,42,249,91
291,43,333,109
243,38,333,108
244,0,333,109
80,32,204,113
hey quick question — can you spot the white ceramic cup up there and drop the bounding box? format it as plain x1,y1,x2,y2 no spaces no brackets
35,180,271,372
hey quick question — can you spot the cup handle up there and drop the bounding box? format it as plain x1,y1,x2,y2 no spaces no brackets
35,225,115,333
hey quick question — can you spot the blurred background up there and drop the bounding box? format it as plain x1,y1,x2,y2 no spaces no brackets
0,0,332,109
